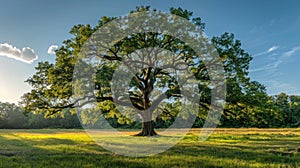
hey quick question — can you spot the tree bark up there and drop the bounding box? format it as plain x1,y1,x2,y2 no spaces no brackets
134,120,157,136
134,111,157,136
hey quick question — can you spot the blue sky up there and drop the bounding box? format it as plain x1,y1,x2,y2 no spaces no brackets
1,0,300,103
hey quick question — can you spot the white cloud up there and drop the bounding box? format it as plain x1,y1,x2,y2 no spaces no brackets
250,45,300,73
47,45,58,55
0,43,38,64
271,46,300,68
267,46,279,53
283,46,300,57
253,46,279,57
251,46,300,96
250,44,300,92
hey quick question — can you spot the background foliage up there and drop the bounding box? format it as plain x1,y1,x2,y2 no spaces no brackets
0,93,299,129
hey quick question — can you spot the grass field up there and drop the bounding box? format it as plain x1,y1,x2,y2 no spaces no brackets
0,128,299,168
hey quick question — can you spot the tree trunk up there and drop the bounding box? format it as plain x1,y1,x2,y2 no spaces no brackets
134,75,157,136
134,111,157,136
134,121,157,136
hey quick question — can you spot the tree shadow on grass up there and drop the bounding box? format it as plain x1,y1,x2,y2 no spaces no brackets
159,142,300,167
0,132,151,168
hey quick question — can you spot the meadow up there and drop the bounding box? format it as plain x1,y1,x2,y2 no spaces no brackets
0,128,299,168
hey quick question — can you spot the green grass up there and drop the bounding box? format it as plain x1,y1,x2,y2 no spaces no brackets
0,128,299,167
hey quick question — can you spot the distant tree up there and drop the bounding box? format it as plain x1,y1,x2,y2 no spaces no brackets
21,6,269,135
270,93,300,127
26,109,81,129
210,34,272,127
289,95,300,126
0,102,28,129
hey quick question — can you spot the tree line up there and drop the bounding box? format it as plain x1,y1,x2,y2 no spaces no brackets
0,102,81,129
0,92,299,129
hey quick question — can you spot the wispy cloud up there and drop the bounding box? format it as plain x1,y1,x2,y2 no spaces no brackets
267,46,278,53
251,45,300,73
47,45,58,55
283,46,300,57
0,43,38,64
251,45,300,95
263,80,300,95
253,46,279,57
271,46,300,69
